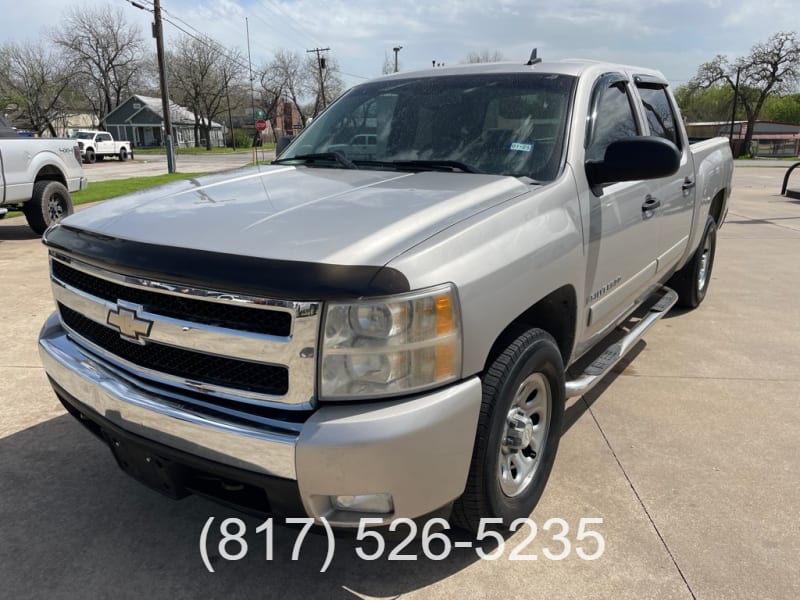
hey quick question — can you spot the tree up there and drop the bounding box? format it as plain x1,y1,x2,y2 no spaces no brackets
761,93,800,123
691,31,800,155
260,50,311,128
463,49,505,64
52,5,146,127
0,41,74,135
674,84,739,122
167,36,244,149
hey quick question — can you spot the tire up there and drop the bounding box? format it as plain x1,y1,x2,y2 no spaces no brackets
669,215,717,309
452,328,565,532
23,180,74,235
119,148,128,161
84,148,96,164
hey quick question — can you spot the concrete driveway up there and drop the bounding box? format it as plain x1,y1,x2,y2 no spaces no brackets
0,166,798,599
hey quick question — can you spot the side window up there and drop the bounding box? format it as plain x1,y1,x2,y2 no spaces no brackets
587,79,639,161
637,84,680,148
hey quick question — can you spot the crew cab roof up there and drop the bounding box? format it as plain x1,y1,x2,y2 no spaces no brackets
370,59,669,85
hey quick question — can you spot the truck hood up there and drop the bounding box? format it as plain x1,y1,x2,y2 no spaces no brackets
60,165,529,266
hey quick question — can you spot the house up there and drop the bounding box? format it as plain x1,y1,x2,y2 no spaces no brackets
686,120,800,157
104,95,225,148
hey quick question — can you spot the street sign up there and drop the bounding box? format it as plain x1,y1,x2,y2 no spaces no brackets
255,119,267,132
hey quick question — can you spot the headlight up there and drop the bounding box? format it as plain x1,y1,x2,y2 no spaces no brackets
320,284,462,399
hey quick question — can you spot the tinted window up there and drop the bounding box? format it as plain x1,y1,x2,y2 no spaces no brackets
587,80,639,161
637,85,679,147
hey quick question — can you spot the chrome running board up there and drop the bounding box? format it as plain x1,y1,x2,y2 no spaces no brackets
565,286,678,398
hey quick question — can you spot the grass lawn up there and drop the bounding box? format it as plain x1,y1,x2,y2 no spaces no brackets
5,172,202,219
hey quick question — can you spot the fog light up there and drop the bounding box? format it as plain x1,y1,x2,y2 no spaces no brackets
331,493,394,514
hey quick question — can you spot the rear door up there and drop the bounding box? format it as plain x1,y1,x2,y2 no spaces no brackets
634,78,695,274
581,73,661,340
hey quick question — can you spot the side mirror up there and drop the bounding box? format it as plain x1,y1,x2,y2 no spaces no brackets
586,136,680,186
276,135,295,157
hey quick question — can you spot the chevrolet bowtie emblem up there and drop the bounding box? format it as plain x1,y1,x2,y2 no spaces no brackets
106,302,153,344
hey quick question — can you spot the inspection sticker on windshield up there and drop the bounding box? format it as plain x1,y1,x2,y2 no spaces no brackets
509,142,534,152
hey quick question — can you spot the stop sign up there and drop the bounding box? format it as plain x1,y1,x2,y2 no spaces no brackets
255,119,267,132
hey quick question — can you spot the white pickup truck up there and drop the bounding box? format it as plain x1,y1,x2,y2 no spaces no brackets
39,57,732,531
72,130,132,164
0,116,87,234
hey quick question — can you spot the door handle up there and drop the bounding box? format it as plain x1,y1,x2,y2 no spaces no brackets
682,177,696,191
642,195,661,212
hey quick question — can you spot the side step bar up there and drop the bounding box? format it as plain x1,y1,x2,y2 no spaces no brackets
565,286,678,398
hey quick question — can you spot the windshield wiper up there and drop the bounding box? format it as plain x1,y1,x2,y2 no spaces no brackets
389,160,483,174
274,152,356,169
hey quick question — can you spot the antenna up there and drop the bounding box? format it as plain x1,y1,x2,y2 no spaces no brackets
526,48,542,66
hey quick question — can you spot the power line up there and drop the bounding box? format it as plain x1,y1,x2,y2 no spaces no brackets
256,0,322,49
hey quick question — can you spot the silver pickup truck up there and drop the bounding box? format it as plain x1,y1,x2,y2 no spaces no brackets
0,116,87,234
38,58,732,531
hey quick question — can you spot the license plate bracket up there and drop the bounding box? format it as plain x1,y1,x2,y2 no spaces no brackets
103,431,190,499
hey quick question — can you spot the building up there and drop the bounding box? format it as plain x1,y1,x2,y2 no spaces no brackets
104,95,225,148
686,120,800,157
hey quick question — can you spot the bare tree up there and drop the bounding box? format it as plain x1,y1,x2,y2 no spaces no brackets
0,41,74,135
52,5,146,127
691,31,800,155
381,52,395,75
267,50,312,126
167,35,244,149
463,49,506,64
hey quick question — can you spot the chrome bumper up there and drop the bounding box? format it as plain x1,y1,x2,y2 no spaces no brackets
39,312,483,524
39,313,298,479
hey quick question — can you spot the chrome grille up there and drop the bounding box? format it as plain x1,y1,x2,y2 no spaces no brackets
49,254,321,417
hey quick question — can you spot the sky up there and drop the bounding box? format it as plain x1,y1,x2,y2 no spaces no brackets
4,0,799,90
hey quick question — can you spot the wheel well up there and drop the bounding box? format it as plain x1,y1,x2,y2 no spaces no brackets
35,165,67,187
483,285,577,371
709,189,725,225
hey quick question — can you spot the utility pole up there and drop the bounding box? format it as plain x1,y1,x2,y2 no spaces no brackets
728,66,741,157
246,17,261,162
152,0,176,173
225,79,235,150
307,47,330,110
392,46,403,73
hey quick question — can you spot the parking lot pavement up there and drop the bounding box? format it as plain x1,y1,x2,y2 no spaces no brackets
1,167,798,599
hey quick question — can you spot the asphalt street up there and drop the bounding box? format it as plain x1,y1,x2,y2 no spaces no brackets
0,164,798,599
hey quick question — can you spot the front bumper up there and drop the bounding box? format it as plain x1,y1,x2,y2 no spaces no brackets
39,313,482,525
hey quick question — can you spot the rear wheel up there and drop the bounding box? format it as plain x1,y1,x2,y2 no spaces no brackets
669,215,717,309
119,148,128,161
452,328,565,532
23,180,73,235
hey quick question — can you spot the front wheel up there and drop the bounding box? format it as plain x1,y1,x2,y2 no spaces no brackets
84,148,96,164
452,328,565,532
669,215,717,309
23,180,74,235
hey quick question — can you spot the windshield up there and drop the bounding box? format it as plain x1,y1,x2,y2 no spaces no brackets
71,132,95,139
280,73,576,181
